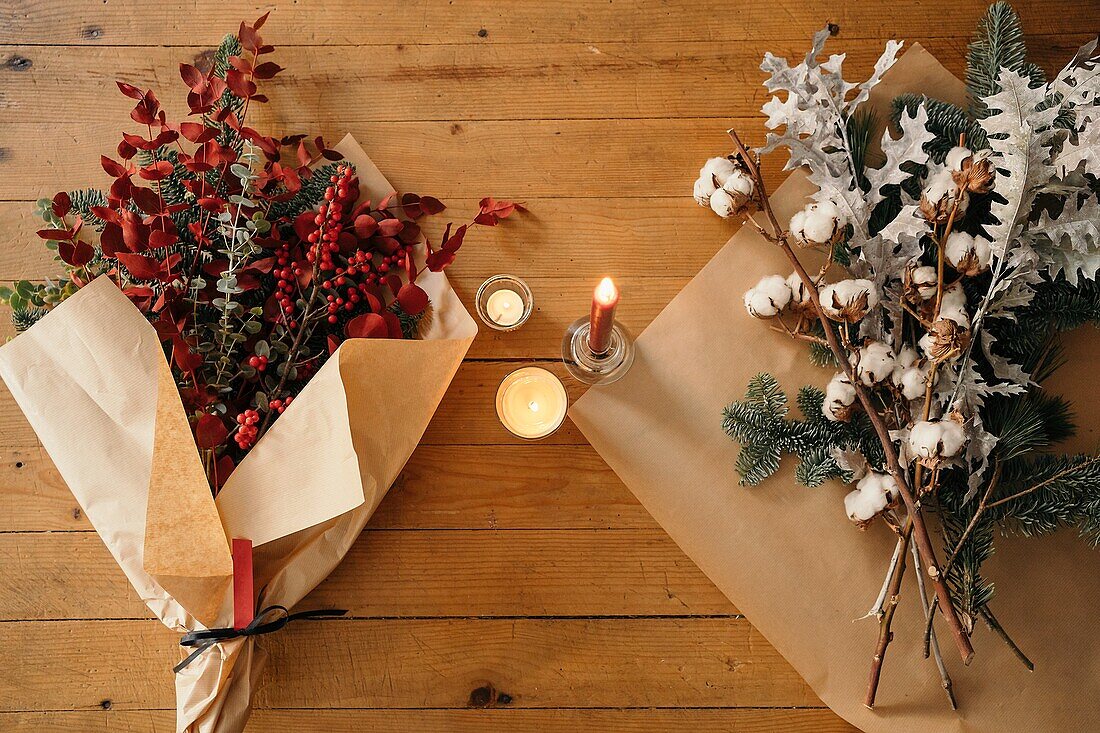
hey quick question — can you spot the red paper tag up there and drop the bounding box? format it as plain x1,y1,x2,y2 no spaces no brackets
232,538,254,630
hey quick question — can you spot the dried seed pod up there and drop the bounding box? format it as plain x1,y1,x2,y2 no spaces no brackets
851,341,897,386
823,371,858,422
902,262,938,303
844,472,898,527
907,419,967,468
944,231,993,276
919,167,969,223
946,145,995,194
820,279,878,323
709,168,756,218
919,318,970,362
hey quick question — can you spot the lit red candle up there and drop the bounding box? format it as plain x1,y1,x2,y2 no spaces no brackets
588,277,619,354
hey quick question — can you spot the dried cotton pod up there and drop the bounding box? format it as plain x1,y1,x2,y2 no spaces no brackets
785,271,821,313
919,318,970,362
903,263,938,303
844,472,898,527
743,274,792,318
699,156,738,186
820,279,878,323
693,175,718,207
919,167,968,223
789,200,848,248
851,341,897,386
709,168,756,218
945,231,993,276
892,361,934,401
907,419,967,468
823,372,858,422
946,145,995,194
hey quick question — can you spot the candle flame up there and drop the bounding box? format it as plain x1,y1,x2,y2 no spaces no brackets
595,277,618,305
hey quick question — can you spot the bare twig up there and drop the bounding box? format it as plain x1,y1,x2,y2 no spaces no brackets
912,539,957,709
865,523,911,709
980,605,1034,671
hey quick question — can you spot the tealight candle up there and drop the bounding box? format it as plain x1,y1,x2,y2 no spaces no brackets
475,274,533,331
485,288,524,327
495,367,568,439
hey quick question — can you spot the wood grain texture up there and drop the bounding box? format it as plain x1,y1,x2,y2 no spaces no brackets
0,444,656,531
0,709,858,733
0,0,1092,45
0,1,1084,729
0,618,820,710
0,529,738,619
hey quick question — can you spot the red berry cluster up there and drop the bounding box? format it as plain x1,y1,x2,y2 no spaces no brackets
247,354,268,372
234,408,261,449
268,395,293,414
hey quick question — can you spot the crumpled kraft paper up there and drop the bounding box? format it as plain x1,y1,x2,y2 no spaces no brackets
0,135,477,732
570,46,1100,732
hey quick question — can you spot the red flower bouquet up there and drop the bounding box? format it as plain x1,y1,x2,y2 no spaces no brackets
0,15,516,732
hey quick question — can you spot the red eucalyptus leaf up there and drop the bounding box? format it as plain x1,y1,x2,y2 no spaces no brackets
101,155,129,178
226,68,257,98
321,149,343,161
253,62,283,79
116,81,144,100
377,218,404,237
297,140,311,168
51,192,72,218
132,187,163,215
36,228,74,240
90,206,120,224
197,197,227,212
148,228,178,250
425,247,457,272
213,455,235,490
117,139,138,160
100,222,124,256
253,11,271,29
194,412,228,449
109,176,134,203
345,313,388,339
123,286,156,312
294,210,318,241
353,214,378,239
229,55,254,74
116,252,162,280
179,63,205,90
139,160,174,181
179,122,218,144
327,334,341,355
397,282,429,315
58,240,94,267
383,310,404,339
420,195,446,215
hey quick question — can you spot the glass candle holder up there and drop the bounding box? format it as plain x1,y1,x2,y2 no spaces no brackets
476,275,533,331
561,316,635,386
495,366,568,439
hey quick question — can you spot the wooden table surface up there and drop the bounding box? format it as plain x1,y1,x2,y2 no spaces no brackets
1,1,1095,730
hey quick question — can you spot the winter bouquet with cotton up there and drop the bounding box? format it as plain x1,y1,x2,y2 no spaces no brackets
696,3,1100,711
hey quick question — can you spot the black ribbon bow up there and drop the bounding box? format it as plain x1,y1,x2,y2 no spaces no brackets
174,605,348,673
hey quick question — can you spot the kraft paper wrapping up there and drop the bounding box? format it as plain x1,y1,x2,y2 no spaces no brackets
0,135,477,732
571,46,1100,732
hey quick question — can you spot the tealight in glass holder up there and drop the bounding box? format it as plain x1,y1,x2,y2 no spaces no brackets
561,317,635,385
475,274,533,331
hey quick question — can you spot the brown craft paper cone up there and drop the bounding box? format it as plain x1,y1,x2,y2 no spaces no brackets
571,46,1100,732
0,135,477,732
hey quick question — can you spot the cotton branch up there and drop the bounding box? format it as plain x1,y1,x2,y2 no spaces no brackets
728,128,975,666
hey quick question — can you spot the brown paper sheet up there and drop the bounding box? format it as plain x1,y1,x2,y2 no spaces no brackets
0,135,476,732
570,46,1100,732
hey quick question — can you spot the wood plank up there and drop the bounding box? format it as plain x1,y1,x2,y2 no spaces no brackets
0,0,1091,45
0,444,655,531
0,618,821,710
0,38,1085,125
0,529,736,620
0,196,731,281
0,118,768,200
0,708,857,732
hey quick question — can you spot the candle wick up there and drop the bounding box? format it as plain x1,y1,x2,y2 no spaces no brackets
529,401,540,412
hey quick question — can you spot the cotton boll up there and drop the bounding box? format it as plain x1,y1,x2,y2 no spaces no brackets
789,200,847,247
945,231,993,276
894,364,931,400
908,419,967,467
700,156,737,186
823,372,858,422
938,282,970,327
820,279,879,323
852,341,897,386
722,168,755,198
905,264,938,301
946,146,995,193
919,167,968,223
895,345,920,370
921,318,970,362
785,271,820,312
693,175,718,207
743,274,792,318
844,472,897,525
710,188,739,218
